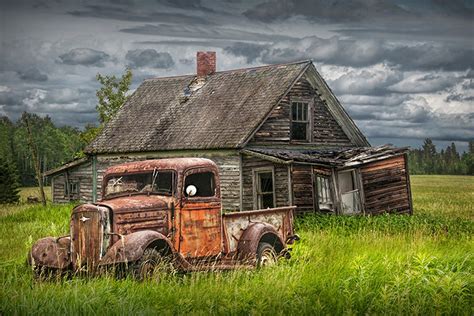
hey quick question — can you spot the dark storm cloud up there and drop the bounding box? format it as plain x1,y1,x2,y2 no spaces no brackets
17,68,48,81
69,4,213,25
58,48,110,67
223,36,474,72
224,42,267,63
125,49,175,69
120,24,294,42
243,0,473,22
244,0,411,22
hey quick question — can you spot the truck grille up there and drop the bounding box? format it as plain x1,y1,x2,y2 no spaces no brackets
70,205,109,272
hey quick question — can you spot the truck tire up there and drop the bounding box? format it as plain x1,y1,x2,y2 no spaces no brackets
256,242,277,268
132,248,174,281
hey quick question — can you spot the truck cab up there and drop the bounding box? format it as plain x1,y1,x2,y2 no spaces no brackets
30,158,297,278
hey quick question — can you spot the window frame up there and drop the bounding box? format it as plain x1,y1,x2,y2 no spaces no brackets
182,167,219,202
290,100,312,142
64,180,80,199
314,175,333,211
252,167,276,210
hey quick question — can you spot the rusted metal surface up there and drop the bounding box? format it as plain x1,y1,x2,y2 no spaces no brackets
29,236,71,269
30,157,297,275
223,206,295,255
100,230,173,265
70,204,110,271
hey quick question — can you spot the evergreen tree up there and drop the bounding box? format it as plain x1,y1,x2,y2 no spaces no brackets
0,156,20,203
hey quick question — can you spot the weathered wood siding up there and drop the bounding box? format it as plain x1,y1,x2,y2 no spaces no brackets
360,155,412,215
241,155,289,211
52,162,93,203
291,165,314,214
249,75,354,146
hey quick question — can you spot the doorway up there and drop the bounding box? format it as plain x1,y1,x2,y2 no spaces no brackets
337,170,361,215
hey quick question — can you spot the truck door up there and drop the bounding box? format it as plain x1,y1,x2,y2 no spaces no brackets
179,168,222,258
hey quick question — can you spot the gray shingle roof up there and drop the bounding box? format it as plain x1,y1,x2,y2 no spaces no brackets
86,61,310,154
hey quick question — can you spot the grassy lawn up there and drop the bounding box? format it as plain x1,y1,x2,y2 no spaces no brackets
0,176,472,315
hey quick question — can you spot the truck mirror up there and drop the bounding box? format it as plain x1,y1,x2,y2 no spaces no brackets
186,185,197,197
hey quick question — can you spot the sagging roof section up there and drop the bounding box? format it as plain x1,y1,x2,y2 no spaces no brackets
86,61,310,154
242,145,409,167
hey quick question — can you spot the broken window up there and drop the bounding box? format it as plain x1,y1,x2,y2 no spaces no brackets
338,170,361,215
255,170,275,209
291,101,309,141
315,175,333,212
184,172,215,197
104,171,175,198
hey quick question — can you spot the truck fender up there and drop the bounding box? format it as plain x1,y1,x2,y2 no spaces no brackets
237,223,285,262
28,236,71,269
100,230,174,265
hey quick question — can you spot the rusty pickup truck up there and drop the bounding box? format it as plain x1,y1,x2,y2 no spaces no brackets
29,158,297,278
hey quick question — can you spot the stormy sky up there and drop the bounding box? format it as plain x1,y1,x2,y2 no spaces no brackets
1,0,473,151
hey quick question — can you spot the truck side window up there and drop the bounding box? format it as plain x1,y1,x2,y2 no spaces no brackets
184,172,215,197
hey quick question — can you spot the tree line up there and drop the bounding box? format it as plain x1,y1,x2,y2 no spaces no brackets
408,139,474,175
0,69,132,200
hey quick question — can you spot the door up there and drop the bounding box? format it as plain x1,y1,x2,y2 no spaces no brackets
337,170,361,215
179,168,222,258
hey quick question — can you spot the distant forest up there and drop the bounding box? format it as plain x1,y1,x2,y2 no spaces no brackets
0,113,473,187
408,139,474,175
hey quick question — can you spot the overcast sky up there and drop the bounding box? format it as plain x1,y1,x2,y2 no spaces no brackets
1,0,473,151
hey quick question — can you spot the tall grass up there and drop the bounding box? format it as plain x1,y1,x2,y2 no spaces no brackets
0,176,472,315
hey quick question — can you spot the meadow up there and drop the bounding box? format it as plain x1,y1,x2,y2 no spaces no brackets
0,175,472,315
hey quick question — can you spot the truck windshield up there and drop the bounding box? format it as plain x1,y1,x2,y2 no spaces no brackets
104,170,175,198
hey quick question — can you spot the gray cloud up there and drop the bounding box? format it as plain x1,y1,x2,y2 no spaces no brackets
224,42,267,63
223,36,474,72
244,0,411,22
69,4,213,25
126,49,175,69
244,0,473,22
120,23,294,42
58,48,110,67
17,68,48,81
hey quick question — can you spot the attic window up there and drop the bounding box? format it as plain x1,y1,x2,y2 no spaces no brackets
291,102,309,141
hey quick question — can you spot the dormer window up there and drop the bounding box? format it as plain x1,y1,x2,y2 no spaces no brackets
291,101,309,141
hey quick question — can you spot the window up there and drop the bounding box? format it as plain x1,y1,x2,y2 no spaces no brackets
255,170,275,209
64,181,79,198
184,172,215,197
315,176,333,211
291,101,309,141
104,171,175,198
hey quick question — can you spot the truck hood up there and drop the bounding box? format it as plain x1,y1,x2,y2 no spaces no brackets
97,194,175,213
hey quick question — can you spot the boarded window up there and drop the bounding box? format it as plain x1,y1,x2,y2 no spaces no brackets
184,172,215,197
255,170,274,209
315,175,333,212
291,102,309,141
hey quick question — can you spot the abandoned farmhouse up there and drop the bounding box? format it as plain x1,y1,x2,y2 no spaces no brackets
45,52,413,216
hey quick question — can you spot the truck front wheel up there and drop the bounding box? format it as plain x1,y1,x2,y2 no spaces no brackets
132,248,174,281
256,242,277,267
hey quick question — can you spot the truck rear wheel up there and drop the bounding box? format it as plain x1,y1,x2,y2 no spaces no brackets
256,242,277,267
132,248,174,281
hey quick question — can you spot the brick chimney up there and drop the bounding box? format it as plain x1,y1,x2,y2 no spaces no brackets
197,51,216,77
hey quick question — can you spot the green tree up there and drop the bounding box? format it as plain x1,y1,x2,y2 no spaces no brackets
96,68,132,124
0,156,20,204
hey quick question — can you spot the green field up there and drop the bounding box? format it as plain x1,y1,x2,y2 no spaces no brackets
0,176,473,315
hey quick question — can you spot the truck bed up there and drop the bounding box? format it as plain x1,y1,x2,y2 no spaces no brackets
222,206,296,254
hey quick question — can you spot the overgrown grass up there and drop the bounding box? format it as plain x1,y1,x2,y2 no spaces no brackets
0,176,472,315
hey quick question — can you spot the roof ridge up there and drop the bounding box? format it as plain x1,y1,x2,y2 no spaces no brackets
144,60,312,82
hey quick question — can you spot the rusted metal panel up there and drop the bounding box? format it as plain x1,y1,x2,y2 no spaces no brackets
29,236,71,269
70,204,110,271
222,206,295,255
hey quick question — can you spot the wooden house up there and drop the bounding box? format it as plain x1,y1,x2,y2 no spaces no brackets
45,52,413,215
